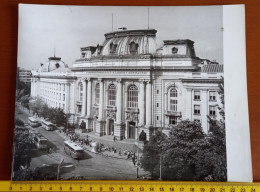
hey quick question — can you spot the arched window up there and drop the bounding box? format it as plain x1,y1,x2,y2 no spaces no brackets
79,83,83,101
172,47,178,54
128,85,138,108
95,83,100,105
169,88,178,111
110,43,117,54
108,84,116,106
129,42,139,55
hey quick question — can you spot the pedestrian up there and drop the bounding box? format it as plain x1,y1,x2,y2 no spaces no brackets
113,136,116,142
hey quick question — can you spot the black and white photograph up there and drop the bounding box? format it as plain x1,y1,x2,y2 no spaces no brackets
12,4,252,181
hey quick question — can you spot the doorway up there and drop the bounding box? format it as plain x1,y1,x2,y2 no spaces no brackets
128,121,136,139
108,119,114,135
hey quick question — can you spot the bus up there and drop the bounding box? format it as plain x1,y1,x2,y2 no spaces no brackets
64,140,84,159
33,134,48,150
28,117,40,127
41,120,55,131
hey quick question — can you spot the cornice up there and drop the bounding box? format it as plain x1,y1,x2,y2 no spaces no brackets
181,78,222,83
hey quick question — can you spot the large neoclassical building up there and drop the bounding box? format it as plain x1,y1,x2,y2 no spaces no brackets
31,29,223,140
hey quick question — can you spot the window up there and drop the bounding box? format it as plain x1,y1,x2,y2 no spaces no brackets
194,105,200,115
209,106,216,116
157,103,159,107
77,105,82,113
81,52,86,58
63,94,65,101
95,83,100,105
209,91,216,101
129,42,139,55
110,43,117,54
157,90,159,94
63,84,65,91
172,47,178,54
128,85,138,108
79,83,83,102
157,116,159,120
169,88,178,111
108,84,116,106
169,116,177,125
194,91,200,100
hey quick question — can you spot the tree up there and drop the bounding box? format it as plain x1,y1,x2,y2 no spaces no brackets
40,103,50,119
29,97,44,117
12,126,34,176
53,108,67,127
140,131,166,178
16,80,31,102
160,120,205,180
193,77,226,181
19,95,30,111
15,118,24,126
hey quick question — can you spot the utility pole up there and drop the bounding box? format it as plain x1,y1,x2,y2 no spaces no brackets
159,154,162,180
136,121,140,178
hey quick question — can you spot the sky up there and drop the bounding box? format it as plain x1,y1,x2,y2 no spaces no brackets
18,5,223,70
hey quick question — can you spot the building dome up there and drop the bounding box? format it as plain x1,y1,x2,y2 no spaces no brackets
38,56,68,72
100,29,163,56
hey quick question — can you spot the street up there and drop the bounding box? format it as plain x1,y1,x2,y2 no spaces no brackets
15,106,147,180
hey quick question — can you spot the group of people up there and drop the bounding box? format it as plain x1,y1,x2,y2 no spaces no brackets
60,128,139,166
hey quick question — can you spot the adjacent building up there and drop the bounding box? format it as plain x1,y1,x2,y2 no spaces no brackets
31,29,223,140
18,67,32,84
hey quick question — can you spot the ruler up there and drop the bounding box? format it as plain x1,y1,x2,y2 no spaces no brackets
0,181,259,192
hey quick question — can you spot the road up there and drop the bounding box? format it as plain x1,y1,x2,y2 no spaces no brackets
15,106,147,180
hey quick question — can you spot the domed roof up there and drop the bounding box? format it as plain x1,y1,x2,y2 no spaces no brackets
100,29,163,56
38,56,68,72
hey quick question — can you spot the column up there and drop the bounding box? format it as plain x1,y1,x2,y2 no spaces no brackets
139,79,145,127
98,79,104,121
86,78,92,117
65,83,70,114
201,90,208,133
114,78,124,140
86,78,93,132
96,78,105,136
145,80,152,127
81,79,87,117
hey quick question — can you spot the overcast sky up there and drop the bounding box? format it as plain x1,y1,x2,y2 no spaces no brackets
18,5,223,70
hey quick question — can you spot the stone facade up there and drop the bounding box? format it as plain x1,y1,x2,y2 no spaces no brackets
31,29,223,141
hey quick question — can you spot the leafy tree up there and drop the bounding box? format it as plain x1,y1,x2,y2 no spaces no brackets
12,126,34,175
160,120,205,180
19,95,30,111
29,97,44,117
15,118,24,126
40,103,50,119
46,107,56,123
53,108,67,127
193,77,226,181
140,131,166,178
16,80,31,101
